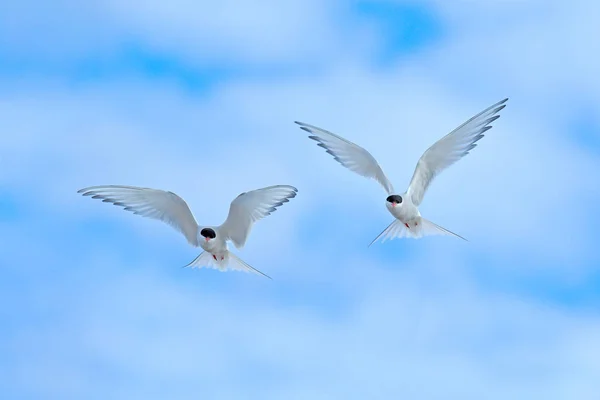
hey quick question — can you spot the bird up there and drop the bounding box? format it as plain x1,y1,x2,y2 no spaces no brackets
295,98,508,245
77,184,298,278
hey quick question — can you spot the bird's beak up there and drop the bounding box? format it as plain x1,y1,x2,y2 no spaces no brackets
392,202,397,207
205,237,210,242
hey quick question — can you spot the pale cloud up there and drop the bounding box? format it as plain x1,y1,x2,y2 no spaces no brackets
0,1,122,60
101,0,346,64
4,252,600,399
2,0,600,398
1,0,357,66
408,0,600,109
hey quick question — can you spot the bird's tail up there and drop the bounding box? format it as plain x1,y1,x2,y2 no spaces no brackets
183,251,271,279
369,217,467,246
418,218,467,241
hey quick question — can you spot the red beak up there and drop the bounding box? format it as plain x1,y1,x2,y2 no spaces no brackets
205,237,210,242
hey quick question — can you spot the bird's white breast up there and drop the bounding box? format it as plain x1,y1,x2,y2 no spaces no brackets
386,198,419,222
200,236,227,254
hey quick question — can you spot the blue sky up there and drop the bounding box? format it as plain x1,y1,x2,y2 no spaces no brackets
2,0,600,398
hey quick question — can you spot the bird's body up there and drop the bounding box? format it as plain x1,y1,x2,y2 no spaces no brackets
198,227,226,262
78,184,298,278
296,98,508,245
386,193,419,224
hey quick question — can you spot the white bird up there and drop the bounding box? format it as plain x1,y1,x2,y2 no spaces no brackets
77,184,298,278
295,98,508,245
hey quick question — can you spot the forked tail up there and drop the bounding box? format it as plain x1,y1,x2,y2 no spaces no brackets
183,251,271,279
369,217,467,246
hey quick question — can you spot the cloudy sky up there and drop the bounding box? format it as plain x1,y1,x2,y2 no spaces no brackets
2,0,600,399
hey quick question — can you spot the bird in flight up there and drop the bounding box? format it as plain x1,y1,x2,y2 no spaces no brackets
78,184,298,278
295,98,508,245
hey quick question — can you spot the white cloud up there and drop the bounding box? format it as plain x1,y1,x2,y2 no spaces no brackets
407,0,600,110
0,0,123,60
101,0,345,65
2,64,600,397
4,252,600,399
1,0,360,66
2,0,600,398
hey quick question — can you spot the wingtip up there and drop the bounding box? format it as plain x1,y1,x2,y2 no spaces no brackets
77,188,93,196
274,185,299,195
278,185,299,197
77,186,93,194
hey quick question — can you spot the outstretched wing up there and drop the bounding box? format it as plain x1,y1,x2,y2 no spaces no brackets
218,185,298,249
78,185,200,246
407,98,508,206
295,121,394,194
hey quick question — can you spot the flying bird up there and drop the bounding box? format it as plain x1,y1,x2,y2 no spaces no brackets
295,98,508,245
77,184,298,278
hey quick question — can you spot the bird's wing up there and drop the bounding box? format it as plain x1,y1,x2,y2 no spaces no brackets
407,98,508,206
295,121,394,194
218,185,298,249
78,185,200,246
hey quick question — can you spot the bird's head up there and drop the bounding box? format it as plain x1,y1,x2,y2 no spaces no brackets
386,194,403,208
200,227,216,242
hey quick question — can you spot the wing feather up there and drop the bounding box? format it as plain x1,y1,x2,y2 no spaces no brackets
78,185,200,246
295,121,394,194
407,98,508,206
218,185,298,249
